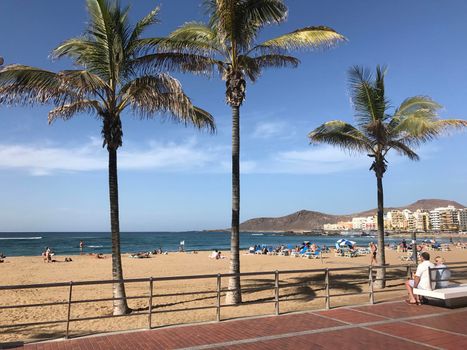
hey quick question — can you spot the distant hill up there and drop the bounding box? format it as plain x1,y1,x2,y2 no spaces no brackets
238,199,465,232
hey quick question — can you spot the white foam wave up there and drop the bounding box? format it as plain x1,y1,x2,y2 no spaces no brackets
0,236,42,240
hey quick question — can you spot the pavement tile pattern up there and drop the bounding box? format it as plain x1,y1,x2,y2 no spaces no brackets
9,302,466,350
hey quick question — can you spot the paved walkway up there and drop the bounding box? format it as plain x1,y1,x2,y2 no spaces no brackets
12,302,467,349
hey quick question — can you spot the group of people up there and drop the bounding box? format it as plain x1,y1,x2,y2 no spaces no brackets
209,250,225,259
42,247,54,263
248,242,326,256
405,252,451,305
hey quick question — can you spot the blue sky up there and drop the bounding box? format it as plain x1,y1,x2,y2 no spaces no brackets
0,0,466,232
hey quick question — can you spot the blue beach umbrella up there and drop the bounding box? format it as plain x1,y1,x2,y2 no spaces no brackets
336,239,355,248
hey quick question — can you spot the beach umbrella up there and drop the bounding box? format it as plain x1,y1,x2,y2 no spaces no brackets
336,238,346,248
336,239,355,248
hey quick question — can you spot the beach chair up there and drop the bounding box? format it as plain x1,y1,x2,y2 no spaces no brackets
344,249,357,258
290,250,300,257
278,249,289,256
399,252,413,261
267,246,277,255
307,250,321,259
299,247,309,257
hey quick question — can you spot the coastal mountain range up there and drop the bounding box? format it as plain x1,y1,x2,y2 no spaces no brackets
238,199,465,232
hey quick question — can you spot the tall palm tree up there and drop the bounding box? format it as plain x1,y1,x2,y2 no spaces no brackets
309,66,467,287
0,0,214,315
155,0,345,304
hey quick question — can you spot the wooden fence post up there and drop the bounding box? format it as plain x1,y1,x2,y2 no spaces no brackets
274,270,280,316
216,274,221,322
325,269,330,310
65,281,73,339
148,277,153,329
369,266,374,304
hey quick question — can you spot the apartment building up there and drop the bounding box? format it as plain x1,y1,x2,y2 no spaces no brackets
459,209,467,231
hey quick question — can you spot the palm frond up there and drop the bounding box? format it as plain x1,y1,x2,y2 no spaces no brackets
394,96,442,118
238,54,299,81
386,140,419,160
162,22,221,55
254,26,346,53
241,0,287,25
348,65,388,129
130,53,216,75
118,74,215,132
58,70,109,97
48,100,103,123
308,120,371,153
191,106,216,133
127,7,160,52
0,65,72,106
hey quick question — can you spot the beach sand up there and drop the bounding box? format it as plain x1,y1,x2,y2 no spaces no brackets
0,247,466,343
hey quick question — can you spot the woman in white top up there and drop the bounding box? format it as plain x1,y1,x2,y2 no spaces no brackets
405,252,435,305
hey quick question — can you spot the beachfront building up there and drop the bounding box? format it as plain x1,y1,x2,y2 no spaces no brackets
374,214,392,231
352,217,367,230
429,209,441,231
387,210,406,230
362,216,376,231
459,209,467,231
413,210,430,232
430,206,459,232
323,221,353,231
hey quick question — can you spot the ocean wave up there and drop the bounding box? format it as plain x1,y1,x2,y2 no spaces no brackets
0,237,42,240
251,234,264,236
87,245,104,248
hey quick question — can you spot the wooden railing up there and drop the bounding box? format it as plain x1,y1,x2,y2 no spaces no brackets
0,261,465,340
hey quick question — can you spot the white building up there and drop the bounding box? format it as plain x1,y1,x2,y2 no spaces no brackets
430,206,459,232
362,216,376,231
352,217,367,230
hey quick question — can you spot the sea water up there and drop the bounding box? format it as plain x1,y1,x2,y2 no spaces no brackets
0,231,444,257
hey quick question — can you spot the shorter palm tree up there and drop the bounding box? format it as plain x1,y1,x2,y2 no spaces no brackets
309,65,467,287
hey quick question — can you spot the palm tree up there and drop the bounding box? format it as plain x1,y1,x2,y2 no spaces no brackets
309,66,467,287
155,0,345,304
0,0,214,315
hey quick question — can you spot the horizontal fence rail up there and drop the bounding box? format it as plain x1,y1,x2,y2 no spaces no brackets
0,261,466,340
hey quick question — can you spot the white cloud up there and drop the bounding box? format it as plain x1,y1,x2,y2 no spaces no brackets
0,138,219,176
247,145,369,174
0,139,433,176
251,121,293,139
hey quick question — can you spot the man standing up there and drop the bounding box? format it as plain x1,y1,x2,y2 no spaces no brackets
405,252,435,305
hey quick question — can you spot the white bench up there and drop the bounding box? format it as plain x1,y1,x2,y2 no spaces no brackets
414,284,467,308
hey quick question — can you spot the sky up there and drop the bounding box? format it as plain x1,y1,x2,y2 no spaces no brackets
0,0,466,232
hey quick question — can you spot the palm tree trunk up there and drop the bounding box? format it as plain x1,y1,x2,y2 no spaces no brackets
375,174,386,288
225,104,242,304
108,147,130,315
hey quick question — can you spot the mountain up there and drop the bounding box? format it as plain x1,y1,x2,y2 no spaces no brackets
238,199,465,232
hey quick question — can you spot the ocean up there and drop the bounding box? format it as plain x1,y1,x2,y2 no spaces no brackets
0,231,445,257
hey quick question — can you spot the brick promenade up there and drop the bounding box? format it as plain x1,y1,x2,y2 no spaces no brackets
11,301,467,349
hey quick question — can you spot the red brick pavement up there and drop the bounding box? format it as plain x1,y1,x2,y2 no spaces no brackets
8,302,466,350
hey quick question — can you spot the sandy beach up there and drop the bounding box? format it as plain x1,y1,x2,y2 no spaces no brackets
0,246,466,343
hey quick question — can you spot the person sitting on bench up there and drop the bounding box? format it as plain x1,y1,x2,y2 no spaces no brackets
434,256,451,288
405,252,435,305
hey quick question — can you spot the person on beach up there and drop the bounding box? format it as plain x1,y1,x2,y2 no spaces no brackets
79,241,85,254
401,239,407,252
405,252,435,305
434,256,451,288
369,242,377,265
